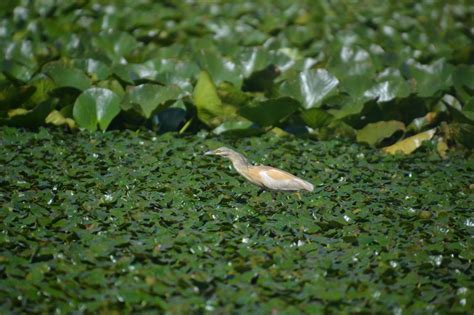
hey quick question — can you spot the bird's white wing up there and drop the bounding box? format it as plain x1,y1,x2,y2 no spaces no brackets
259,168,313,192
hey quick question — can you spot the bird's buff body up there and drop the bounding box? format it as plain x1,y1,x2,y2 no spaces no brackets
204,147,314,194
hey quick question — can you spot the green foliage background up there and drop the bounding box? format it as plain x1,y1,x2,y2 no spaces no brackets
0,0,473,147
1,1,474,313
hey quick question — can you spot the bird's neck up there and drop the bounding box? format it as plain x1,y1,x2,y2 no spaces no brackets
228,154,250,173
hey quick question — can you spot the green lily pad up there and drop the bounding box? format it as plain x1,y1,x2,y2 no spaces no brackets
328,98,365,120
453,64,474,90
150,58,200,93
3,40,36,69
1,60,34,82
237,47,270,77
364,79,410,103
197,50,243,88
280,68,339,109
111,64,136,84
213,120,261,136
124,84,182,118
96,79,125,97
239,97,300,127
339,75,374,99
356,120,405,146
74,59,111,81
404,59,453,98
453,65,474,103
73,87,121,131
301,108,334,128
328,46,375,78
44,62,91,91
92,31,140,63
462,98,474,121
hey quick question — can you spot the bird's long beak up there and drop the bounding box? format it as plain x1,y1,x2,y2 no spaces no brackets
204,150,215,156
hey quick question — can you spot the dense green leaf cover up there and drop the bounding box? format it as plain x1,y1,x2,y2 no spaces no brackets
0,1,473,146
1,127,473,313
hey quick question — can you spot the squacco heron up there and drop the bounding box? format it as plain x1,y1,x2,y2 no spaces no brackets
205,147,313,200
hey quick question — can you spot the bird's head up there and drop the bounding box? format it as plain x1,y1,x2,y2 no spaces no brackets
204,147,237,158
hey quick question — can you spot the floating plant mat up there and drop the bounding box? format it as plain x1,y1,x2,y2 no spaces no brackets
0,127,473,313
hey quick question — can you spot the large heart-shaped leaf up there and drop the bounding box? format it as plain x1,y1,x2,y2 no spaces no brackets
328,46,375,78
356,120,405,146
239,97,300,127
45,62,91,91
197,50,243,88
453,64,474,90
301,108,334,128
1,60,34,82
237,47,272,77
364,79,410,103
3,40,36,69
403,59,453,97
453,65,474,103
74,59,111,81
124,84,182,118
340,75,374,99
462,98,474,121
92,32,140,63
149,58,200,93
280,69,339,109
213,120,262,136
327,97,365,120
73,88,121,131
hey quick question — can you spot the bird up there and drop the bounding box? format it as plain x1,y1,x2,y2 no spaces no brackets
204,147,313,200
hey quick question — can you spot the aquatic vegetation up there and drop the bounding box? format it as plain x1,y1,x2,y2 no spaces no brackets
0,127,473,313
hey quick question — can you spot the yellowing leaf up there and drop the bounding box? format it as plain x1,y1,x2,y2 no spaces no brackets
45,110,76,129
383,128,436,154
269,127,290,137
8,108,29,117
